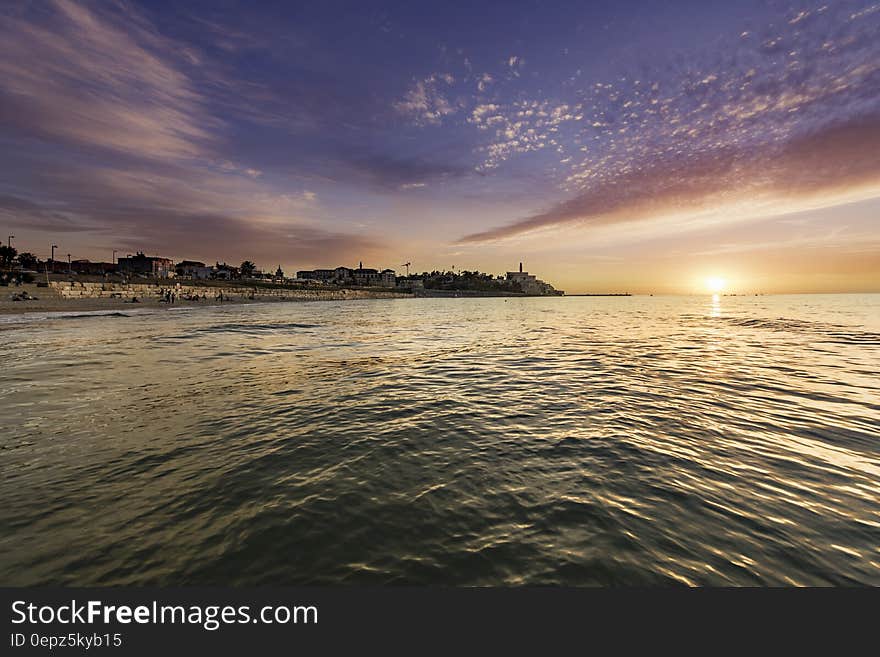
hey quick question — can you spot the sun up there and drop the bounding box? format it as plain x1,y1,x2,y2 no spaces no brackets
705,276,726,294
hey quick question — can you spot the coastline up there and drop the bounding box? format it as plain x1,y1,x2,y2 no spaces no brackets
0,282,409,318
1,277,572,319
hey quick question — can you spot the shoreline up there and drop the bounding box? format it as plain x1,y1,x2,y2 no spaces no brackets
0,282,409,319
1,278,572,318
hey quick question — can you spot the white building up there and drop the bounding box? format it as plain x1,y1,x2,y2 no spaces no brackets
506,263,561,295
176,260,213,280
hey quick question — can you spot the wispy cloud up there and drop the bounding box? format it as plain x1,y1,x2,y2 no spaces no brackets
394,73,457,125
460,112,880,243
0,0,380,263
0,195,95,233
0,0,214,160
458,2,880,242
506,55,524,78
467,100,583,171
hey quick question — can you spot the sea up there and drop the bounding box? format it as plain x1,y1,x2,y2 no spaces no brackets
1,294,878,585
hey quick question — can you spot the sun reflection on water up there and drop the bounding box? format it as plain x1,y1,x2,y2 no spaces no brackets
710,293,722,317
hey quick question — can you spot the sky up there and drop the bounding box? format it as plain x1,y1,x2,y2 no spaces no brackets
1,0,878,294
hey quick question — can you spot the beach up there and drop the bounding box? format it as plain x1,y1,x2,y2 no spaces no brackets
0,281,408,316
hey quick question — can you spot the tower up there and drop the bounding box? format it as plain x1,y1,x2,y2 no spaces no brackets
519,262,523,273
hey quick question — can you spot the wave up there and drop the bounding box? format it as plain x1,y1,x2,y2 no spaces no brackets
712,315,880,345
0,308,138,325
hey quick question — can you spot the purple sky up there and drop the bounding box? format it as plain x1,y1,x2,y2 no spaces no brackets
1,0,879,292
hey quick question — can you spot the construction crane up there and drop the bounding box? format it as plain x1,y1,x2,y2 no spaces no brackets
401,262,411,276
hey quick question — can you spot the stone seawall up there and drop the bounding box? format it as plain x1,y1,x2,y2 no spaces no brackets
49,281,408,302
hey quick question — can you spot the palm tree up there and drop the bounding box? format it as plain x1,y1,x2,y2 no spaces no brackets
0,245,17,268
240,260,257,277
17,252,38,270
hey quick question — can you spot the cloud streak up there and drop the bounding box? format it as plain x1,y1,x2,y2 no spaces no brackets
458,2,880,243
0,0,214,160
460,112,880,242
0,0,383,265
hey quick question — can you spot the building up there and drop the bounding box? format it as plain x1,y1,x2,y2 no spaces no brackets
352,267,380,286
353,261,396,287
117,252,174,278
380,269,396,287
296,269,337,282
296,263,396,287
506,262,563,295
70,259,117,276
176,260,213,279
397,277,424,290
43,259,70,274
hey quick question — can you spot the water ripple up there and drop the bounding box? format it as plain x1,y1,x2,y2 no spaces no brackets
0,294,878,585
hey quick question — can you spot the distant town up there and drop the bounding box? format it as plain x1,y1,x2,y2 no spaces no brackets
0,240,564,296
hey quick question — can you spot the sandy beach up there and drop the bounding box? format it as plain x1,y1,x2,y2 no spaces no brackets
1,288,216,315
0,283,408,317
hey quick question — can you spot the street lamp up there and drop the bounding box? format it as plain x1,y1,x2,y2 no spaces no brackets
50,244,58,262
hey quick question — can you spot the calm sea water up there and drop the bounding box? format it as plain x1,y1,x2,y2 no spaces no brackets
1,294,878,586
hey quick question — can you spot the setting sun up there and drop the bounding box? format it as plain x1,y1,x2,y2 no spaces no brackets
705,276,727,294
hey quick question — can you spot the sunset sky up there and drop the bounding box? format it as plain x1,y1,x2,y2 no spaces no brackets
1,0,878,293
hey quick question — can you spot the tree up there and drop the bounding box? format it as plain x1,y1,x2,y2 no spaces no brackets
240,260,256,277
17,252,39,270
0,245,17,268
